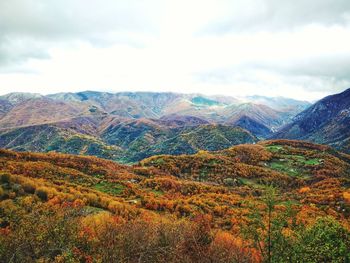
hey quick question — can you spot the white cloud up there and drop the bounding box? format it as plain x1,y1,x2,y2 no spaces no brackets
0,0,350,100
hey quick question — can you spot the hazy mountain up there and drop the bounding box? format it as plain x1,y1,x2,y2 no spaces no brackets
0,92,43,105
0,90,312,161
0,97,95,129
48,91,181,118
274,88,350,153
1,91,308,132
245,95,311,113
47,91,307,131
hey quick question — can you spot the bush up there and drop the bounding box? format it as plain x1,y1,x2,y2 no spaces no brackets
35,188,49,201
23,183,36,194
0,173,11,184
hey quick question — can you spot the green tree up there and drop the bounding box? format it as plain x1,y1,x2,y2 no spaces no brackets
295,217,350,263
242,187,299,263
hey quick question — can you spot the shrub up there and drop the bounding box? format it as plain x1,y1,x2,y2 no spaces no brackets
35,187,49,201
0,173,11,184
23,182,36,194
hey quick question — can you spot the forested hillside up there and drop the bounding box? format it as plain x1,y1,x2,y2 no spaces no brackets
1,139,350,262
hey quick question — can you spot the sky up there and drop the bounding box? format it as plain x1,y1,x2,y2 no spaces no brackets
1,0,350,101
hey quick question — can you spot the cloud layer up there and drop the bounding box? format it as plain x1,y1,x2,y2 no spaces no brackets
0,0,350,100
200,0,350,34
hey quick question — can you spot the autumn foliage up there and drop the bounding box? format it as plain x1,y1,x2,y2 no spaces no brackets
0,139,350,262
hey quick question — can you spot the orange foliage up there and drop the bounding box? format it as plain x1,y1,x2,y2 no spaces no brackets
299,187,311,194
343,192,350,204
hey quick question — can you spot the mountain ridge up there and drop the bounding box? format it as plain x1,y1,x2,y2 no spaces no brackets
273,88,350,153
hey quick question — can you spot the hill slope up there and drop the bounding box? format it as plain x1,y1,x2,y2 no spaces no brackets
1,140,350,262
0,119,257,163
101,120,258,162
1,139,350,225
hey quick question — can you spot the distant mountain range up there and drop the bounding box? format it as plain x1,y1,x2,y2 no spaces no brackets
0,91,309,128
5,89,350,161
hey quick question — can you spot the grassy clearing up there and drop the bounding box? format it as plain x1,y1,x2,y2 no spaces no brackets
266,145,284,152
283,154,321,166
93,181,125,195
267,154,322,177
304,158,321,165
269,161,300,177
151,158,165,165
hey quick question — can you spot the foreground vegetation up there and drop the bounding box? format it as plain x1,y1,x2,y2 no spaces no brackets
1,139,350,262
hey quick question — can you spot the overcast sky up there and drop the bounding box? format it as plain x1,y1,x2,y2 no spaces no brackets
1,0,350,101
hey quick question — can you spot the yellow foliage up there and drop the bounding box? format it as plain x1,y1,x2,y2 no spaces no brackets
0,199,16,213
82,211,114,229
108,201,125,214
20,196,36,207
85,193,99,206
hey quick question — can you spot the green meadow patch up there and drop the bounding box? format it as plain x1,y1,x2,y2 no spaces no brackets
93,181,125,196
266,145,284,152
